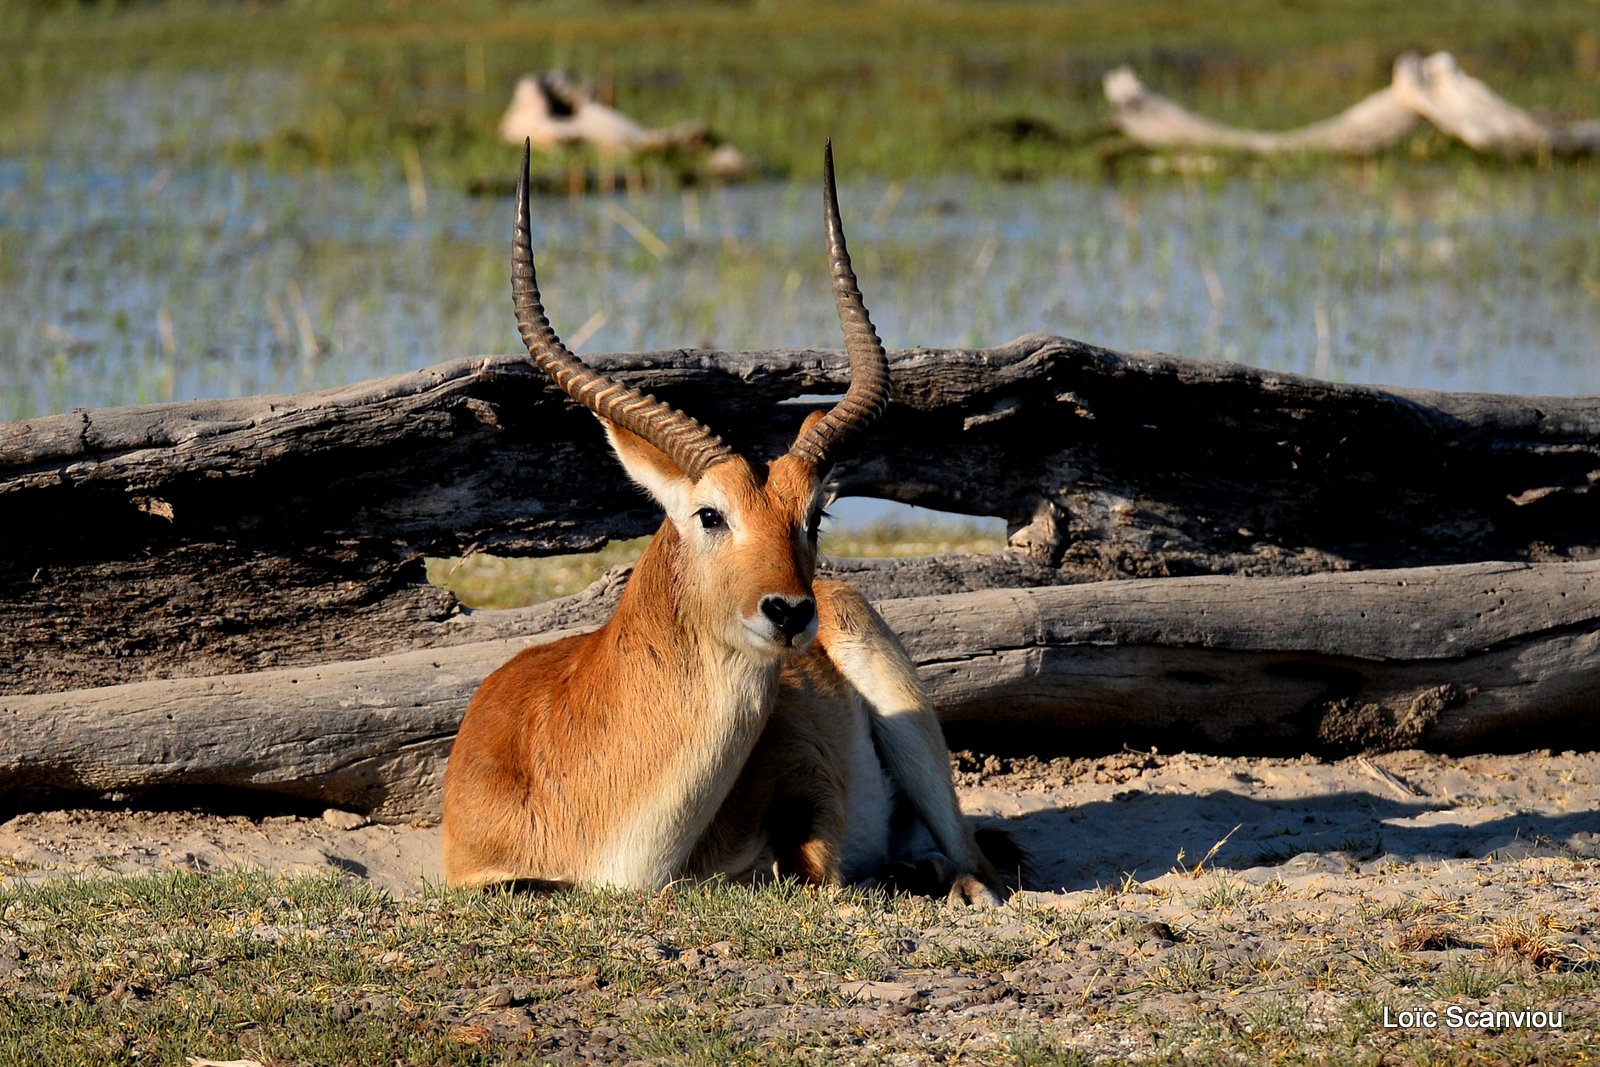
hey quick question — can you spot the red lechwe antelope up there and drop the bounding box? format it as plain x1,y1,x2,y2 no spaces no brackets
441,142,1006,904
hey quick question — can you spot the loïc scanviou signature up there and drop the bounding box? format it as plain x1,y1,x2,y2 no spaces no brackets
1382,1006,1565,1031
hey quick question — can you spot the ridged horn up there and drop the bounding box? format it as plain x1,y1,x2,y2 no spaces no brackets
511,139,732,479
788,140,891,470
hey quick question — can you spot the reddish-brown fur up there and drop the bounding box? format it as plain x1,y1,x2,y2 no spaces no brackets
443,144,1005,900
443,434,849,888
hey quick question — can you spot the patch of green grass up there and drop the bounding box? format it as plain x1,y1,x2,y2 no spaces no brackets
0,869,1060,1064
6,0,1600,186
1142,947,1215,993
0,871,876,1064
428,518,1007,609
4,866,1599,1064
1191,872,1250,913
1431,959,1517,999
824,517,1005,558
1239,991,1308,1032
1006,1033,1095,1067
427,535,651,609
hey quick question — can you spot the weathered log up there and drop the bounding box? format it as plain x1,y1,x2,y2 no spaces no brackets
0,637,535,820
1108,52,1600,157
5,334,1599,695
3,561,1592,820
1104,66,1420,155
1390,52,1600,156
497,71,750,178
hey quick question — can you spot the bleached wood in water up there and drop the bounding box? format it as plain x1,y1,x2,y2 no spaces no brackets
1107,52,1600,157
1391,52,1551,155
1104,66,1420,155
498,72,748,176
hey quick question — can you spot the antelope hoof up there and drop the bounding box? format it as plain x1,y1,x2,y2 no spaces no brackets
947,873,1004,908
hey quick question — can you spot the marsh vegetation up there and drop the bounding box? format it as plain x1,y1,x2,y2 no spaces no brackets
5,0,1600,424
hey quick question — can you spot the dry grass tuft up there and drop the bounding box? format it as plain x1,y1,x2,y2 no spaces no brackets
1391,924,1471,952
1488,918,1568,970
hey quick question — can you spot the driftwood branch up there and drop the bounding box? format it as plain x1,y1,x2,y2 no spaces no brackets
497,71,749,179
4,561,1593,820
5,334,1599,695
1104,67,1420,155
1108,52,1600,157
1390,52,1600,156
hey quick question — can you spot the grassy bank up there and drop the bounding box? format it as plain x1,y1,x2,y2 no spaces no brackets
2,866,1595,1065
6,0,1599,185
429,518,1007,609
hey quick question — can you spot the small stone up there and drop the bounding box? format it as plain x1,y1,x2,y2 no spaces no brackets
839,979,924,1004
757,974,794,997
1135,921,1177,941
477,984,515,1009
321,809,369,831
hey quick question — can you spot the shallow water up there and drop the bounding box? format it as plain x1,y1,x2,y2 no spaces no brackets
9,21,1600,427
6,58,1600,425
7,150,1600,427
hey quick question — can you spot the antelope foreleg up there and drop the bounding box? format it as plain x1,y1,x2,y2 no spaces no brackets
815,582,1003,901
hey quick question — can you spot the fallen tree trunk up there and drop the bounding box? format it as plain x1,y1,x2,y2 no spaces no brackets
1390,52,1600,156
1108,52,1600,157
5,335,1599,696
1103,66,1421,155
3,561,1593,820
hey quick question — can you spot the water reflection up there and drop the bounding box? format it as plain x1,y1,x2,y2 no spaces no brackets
4,156,1599,423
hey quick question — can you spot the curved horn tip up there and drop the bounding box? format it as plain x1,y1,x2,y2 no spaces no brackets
508,137,733,479
517,138,531,205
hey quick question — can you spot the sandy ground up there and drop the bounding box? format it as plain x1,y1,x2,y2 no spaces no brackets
2,749,1595,899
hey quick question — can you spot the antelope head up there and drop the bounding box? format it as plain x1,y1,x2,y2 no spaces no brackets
512,140,890,657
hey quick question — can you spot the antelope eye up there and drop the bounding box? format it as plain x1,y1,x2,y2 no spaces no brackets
695,507,726,531
807,508,830,540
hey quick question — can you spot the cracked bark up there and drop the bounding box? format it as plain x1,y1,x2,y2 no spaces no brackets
6,335,1599,697
3,337,1599,816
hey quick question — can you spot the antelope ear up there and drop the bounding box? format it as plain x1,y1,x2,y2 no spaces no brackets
603,420,694,517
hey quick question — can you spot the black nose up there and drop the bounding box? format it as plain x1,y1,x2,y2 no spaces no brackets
760,595,816,641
